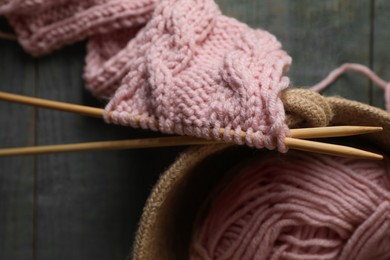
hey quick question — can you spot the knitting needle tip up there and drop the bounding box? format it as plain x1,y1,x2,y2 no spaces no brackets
290,126,383,139
285,138,383,160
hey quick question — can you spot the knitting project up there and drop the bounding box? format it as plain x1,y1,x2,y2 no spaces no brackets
103,0,292,151
1,0,157,55
2,0,292,152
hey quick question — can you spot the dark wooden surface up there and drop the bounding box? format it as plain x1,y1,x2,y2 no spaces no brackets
0,1,388,259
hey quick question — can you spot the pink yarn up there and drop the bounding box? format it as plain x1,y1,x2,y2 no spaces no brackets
2,0,157,55
84,26,141,98
311,63,390,112
103,0,292,152
1,0,291,151
191,151,390,260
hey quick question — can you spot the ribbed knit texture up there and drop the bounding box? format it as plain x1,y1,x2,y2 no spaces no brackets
103,0,292,152
2,0,157,55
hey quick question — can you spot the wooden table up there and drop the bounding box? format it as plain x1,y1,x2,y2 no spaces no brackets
0,1,388,259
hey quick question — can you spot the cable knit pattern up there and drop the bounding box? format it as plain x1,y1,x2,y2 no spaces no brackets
2,0,292,151
104,0,292,151
3,0,157,55
84,26,141,99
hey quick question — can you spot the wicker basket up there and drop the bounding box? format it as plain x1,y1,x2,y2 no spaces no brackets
132,89,390,260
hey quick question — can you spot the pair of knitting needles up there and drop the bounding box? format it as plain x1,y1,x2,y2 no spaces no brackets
0,91,384,160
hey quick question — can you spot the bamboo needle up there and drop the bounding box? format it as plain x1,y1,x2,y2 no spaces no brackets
0,136,224,157
289,126,383,139
284,138,383,160
0,91,384,159
0,136,383,160
0,32,17,41
0,91,383,138
0,91,103,118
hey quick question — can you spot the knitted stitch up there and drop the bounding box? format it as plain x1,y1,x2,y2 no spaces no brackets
104,0,292,152
84,26,141,99
3,0,157,55
2,0,292,150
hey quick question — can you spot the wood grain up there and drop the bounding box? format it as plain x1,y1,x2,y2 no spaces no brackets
217,0,372,103
373,0,390,109
0,22,35,259
34,43,184,259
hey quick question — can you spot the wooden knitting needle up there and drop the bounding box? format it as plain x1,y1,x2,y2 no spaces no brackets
0,91,103,118
0,91,383,138
287,126,383,139
0,136,383,160
0,91,384,159
284,138,383,160
0,32,17,41
0,136,225,157
218,126,383,140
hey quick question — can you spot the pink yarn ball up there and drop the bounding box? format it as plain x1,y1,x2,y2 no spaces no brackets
190,151,390,260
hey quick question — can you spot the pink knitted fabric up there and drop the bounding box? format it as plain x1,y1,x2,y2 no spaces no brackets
2,0,157,55
191,151,390,260
84,26,141,98
104,0,292,151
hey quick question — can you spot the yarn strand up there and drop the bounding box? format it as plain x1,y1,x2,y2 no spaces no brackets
190,152,390,260
311,63,390,112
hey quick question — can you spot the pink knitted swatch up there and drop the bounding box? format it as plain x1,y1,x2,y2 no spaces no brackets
191,151,390,260
2,0,157,55
104,0,292,151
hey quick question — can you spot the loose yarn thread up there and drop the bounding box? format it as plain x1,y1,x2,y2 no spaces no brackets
312,63,390,112
190,151,390,260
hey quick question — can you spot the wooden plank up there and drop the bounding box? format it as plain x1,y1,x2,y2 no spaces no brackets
372,0,390,110
0,19,35,260
216,0,372,103
34,43,184,259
